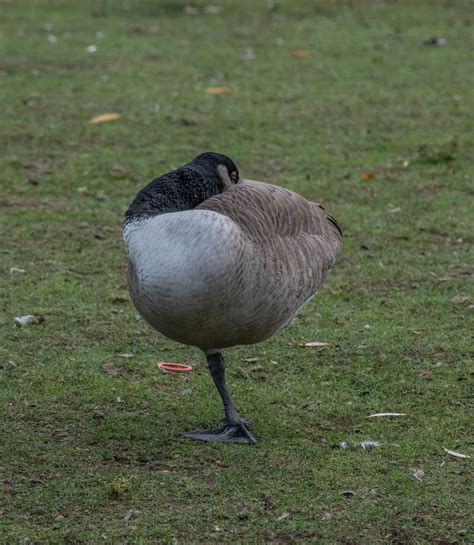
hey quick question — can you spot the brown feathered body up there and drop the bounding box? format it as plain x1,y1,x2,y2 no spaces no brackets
124,179,341,350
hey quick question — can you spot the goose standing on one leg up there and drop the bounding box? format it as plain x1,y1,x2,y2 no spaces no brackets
123,152,342,444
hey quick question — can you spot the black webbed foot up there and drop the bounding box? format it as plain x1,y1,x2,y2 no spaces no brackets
183,420,256,444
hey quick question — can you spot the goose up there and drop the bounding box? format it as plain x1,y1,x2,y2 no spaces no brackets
123,152,342,444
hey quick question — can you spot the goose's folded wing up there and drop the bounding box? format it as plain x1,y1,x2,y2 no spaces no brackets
197,179,342,303
198,179,341,258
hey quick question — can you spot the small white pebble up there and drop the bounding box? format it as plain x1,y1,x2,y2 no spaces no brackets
95,191,108,201
411,468,425,481
15,315,43,327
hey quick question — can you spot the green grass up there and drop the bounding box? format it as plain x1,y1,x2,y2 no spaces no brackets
1,1,473,543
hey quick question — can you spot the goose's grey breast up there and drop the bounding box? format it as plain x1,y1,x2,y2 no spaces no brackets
124,210,268,348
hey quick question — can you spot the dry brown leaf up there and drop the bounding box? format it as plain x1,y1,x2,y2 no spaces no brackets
290,49,310,58
89,113,121,124
277,512,290,521
303,341,331,348
418,369,433,379
206,86,236,95
361,170,376,181
442,447,470,459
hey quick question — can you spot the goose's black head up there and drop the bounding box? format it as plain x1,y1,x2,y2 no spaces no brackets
188,152,240,189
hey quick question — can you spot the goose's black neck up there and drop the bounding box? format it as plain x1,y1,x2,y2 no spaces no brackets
124,152,239,224
124,166,221,223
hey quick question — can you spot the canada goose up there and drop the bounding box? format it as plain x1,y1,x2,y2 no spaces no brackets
123,152,341,444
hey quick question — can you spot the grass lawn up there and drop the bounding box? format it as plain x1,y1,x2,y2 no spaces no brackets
1,1,472,543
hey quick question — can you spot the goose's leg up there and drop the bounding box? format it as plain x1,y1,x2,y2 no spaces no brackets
183,351,256,444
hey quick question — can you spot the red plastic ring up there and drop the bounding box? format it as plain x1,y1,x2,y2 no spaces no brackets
158,362,193,372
